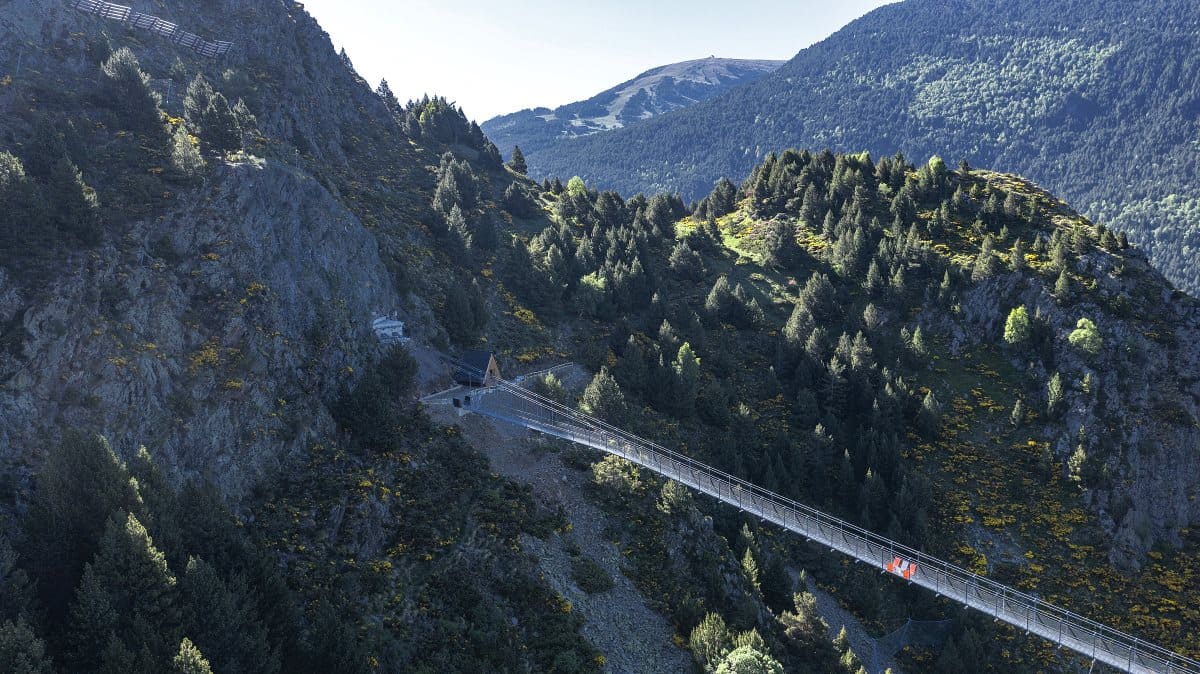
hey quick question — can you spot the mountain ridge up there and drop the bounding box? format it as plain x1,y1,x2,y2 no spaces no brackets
481,56,782,164
526,0,1200,295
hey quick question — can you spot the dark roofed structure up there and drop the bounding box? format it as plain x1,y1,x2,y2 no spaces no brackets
454,350,501,387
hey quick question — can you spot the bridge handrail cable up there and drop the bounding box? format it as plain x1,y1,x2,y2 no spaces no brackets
443,357,1198,672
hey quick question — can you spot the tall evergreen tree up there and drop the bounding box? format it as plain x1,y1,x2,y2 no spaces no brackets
579,367,627,424
508,145,528,175
100,48,162,132
77,512,181,665
23,433,139,629
0,620,54,674
171,638,213,674
688,613,733,673
179,557,276,674
47,156,101,246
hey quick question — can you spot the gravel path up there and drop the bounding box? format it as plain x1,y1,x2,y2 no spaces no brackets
432,407,691,674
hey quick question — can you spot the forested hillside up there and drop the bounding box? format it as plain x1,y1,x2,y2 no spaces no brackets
0,0,603,671
481,57,782,170
528,0,1200,294
2,1,1199,672
503,151,1200,670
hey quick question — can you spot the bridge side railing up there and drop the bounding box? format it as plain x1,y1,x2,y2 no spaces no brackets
69,0,234,58
463,377,1200,674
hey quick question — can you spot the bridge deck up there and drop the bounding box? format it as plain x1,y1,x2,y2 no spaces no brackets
459,380,1200,674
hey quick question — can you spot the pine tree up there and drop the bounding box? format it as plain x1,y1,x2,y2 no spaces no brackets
47,156,101,246
231,99,257,146
911,326,927,357
100,48,162,131
1047,372,1066,418
23,433,139,628
709,177,739,217
657,480,694,516
673,342,701,414
0,538,33,624
1003,306,1031,345
85,512,181,663
375,79,399,111
183,75,215,128
919,390,940,437
1054,269,1072,301
507,145,528,174
761,219,798,269
169,124,206,180
200,92,242,155
66,565,117,670
179,557,277,674
0,620,54,674
579,367,627,424
1067,445,1089,485
1010,399,1025,427
0,152,45,253
306,600,370,674
688,613,733,672
446,204,472,252
1010,238,1026,272
705,276,734,322
971,235,997,281
741,548,760,590
172,638,213,674
864,260,885,295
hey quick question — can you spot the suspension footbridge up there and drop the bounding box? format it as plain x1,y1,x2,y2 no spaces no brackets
433,360,1199,674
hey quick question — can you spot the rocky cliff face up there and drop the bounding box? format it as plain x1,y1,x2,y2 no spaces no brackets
929,178,1200,567
1,160,396,494
0,0,433,502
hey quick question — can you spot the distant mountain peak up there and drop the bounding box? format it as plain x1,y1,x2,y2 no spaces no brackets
481,57,783,161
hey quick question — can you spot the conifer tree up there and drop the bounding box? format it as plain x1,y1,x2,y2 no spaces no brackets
673,342,701,413
101,48,162,131
971,235,997,280
23,433,139,628
200,92,243,155
1010,399,1025,427
1047,372,1066,418
1010,238,1026,272
0,538,33,624
1003,306,1031,345
179,557,276,674
172,638,213,674
688,613,733,672
704,276,734,322
66,565,116,670
77,512,180,664
1054,269,1072,301
0,620,54,674
911,326,927,357
508,145,527,175
374,79,399,110
231,99,257,146
48,156,101,246
579,367,627,424
170,124,206,180
708,177,739,218
0,152,44,253
741,548,760,590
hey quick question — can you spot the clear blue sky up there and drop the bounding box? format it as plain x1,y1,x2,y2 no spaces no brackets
302,0,896,122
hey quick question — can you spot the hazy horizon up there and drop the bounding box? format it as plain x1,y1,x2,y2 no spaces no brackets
302,0,897,122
